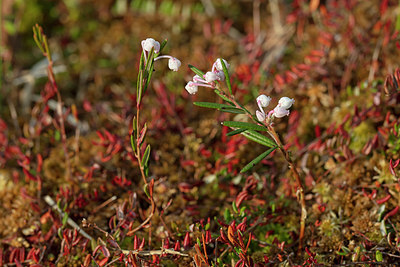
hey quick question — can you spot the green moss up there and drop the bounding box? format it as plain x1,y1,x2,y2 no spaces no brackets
349,121,376,153
312,182,332,203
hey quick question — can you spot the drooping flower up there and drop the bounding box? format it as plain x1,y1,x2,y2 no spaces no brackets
185,81,198,95
142,38,160,53
273,106,290,118
215,70,225,81
155,55,182,71
278,97,295,109
214,58,230,71
256,110,266,121
168,57,181,71
257,95,271,107
204,71,218,83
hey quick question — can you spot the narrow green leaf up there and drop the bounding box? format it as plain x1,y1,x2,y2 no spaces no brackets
241,130,276,147
141,144,151,167
214,89,234,105
143,48,155,95
194,102,232,109
141,145,151,177
130,134,136,152
144,61,155,95
240,147,276,173
139,51,145,70
232,201,238,213
136,68,143,104
220,59,232,95
136,52,144,94
226,129,246,137
43,35,51,61
156,39,168,56
219,107,245,114
131,116,137,153
188,64,205,77
132,116,137,132
145,47,155,71
144,183,150,198
223,121,267,132
62,212,69,227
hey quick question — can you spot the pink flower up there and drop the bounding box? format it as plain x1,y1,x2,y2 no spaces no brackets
278,97,295,109
185,81,198,95
204,71,218,83
142,38,160,53
214,58,229,71
168,57,181,71
273,106,290,118
256,110,266,121
257,95,271,108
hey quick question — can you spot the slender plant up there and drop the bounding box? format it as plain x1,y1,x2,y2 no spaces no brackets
185,59,307,252
33,24,71,181
127,38,181,236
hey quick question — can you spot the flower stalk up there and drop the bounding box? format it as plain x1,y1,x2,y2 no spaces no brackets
187,58,306,252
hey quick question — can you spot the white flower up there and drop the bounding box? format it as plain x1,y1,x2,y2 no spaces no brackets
215,70,225,81
215,58,229,71
168,57,181,71
204,71,218,83
142,38,160,53
256,110,266,121
257,95,271,107
278,97,295,109
185,81,198,95
273,106,290,118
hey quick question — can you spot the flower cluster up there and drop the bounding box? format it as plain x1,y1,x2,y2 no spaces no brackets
185,58,229,95
256,95,294,121
141,38,181,71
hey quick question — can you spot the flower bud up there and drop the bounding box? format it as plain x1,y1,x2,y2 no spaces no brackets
168,57,181,71
256,110,266,121
143,38,160,53
204,71,218,83
278,97,295,109
257,95,271,107
215,70,225,81
185,81,198,95
215,58,229,71
273,106,290,118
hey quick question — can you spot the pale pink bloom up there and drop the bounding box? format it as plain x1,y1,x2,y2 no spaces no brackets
273,106,290,118
256,110,266,121
257,95,271,108
278,97,295,109
214,58,229,71
204,71,218,83
215,70,225,81
142,38,160,53
168,57,181,71
185,81,198,95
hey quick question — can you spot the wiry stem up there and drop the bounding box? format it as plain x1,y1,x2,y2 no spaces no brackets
43,40,71,181
266,125,306,252
128,55,156,236
135,105,148,185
